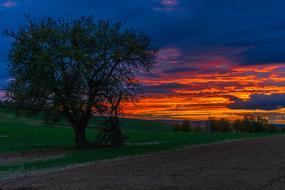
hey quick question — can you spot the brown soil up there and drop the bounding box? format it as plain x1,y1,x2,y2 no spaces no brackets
1,136,285,190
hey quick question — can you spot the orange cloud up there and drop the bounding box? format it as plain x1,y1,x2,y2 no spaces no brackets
124,48,285,123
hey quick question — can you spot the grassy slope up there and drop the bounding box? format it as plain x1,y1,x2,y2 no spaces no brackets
0,110,283,178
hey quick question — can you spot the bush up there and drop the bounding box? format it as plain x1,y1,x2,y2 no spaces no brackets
175,120,191,132
281,126,285,132
175,115,280,134
242,115,255,132
265,124,279,132
233,119,244,133
191,126,207,133
181,120,191,132
94,118,126,147
233,114,271,133
210,118,232,133
174,124,183,131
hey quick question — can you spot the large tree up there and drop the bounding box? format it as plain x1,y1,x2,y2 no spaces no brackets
6,16,158,148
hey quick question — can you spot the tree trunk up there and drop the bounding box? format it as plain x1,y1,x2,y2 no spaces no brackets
73,125,91,149
65,110,92,149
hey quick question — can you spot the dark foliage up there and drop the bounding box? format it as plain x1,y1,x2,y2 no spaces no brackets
233,114,276,133
94,118,126,147
6,16,158,148
209,118,232,133
175,119,191,132
266,124,279,133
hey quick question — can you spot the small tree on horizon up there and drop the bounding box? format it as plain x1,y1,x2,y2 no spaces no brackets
175,119,191,132
209,117,232,133
5,16,158,148
181,119,191,131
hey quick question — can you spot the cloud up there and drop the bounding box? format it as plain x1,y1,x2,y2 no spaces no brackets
142,82,188,94
153,0,180,12
0,89,7,101
229,93,285,110
157,47,182,63
2,0,285,120
163,67,199,74
1,0,17,8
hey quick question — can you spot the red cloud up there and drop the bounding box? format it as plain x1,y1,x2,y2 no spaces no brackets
125,46,285,121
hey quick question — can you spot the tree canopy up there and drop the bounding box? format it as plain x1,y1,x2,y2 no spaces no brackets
6,16,158,148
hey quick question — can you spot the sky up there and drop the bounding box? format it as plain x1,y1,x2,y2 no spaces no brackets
1,0,285,122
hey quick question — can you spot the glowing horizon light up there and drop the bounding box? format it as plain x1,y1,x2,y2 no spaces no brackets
121,46,285,123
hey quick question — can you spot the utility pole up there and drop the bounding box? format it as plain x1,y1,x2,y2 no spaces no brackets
208,112,211,134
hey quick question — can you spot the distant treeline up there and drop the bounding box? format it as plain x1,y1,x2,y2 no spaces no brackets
0,100,10,109
175,114,285,133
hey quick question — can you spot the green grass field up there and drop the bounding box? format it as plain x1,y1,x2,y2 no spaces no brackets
0,109,283,179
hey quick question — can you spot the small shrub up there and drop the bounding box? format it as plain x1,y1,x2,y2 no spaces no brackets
191,126,207,133
174,124,183,131
175,120,191,132
181,120,191,132
281,125,285,132
210,118,232,133
266,124,279,133
94,118,126,147
233,114,272,133
233,119,243,133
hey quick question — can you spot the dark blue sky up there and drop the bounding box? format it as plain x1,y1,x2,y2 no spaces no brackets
1,1,285,73
1,0,285,118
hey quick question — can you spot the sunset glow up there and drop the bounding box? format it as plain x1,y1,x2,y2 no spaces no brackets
122,47,285,122
1,0,285,123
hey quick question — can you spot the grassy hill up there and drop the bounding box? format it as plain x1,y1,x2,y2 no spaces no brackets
0,108,283,179
0,107,174,131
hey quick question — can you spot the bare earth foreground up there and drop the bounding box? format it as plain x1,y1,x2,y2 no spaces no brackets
2,136,285,190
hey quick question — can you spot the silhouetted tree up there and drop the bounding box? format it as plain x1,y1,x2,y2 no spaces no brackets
6,16,158,148
95,79,139,147
281,125,285,132
174,123,182,131
266,124,279,132
181,119,191,131
210,118,232,133
233,114,271,133
233,119,244,132
174,119,191,132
